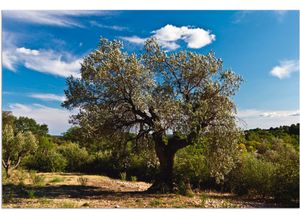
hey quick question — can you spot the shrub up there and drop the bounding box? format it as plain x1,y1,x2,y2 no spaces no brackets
77,177,88,186
120,172,127,181
130,176,137,182
174,145,210,189
29,171,45,186
23,137,67,172
50,176,64,183
228,153,276,196
25,150,67,172
59,143,90,172
273,162,299,203
27,189,36,199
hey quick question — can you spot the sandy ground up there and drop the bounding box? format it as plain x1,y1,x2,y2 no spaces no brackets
2,172,285,208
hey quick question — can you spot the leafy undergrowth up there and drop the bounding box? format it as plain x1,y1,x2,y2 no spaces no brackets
2,172,286,208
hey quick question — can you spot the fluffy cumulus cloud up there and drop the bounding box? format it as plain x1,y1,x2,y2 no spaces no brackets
237,109,300,129
270,60,299,79
8,103,76,135
4,46,82,78
153,24,215,49
29,93,66,102
121,24,215,50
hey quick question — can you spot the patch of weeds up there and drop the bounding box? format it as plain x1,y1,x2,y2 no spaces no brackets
29,171,45,186
16,169,28,185
50,176,64,183
130,176,137,182
77,177,88,186
39,197,51,205
120,172,127,181
174,205,186,208
149,199,162,207
62,201,76,208
178,180,194,197
220,200,239,208
27,189,36,199
197,193,208,208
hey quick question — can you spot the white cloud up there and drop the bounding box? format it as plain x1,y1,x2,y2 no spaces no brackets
3,50,18,71
29,93,66,102
2,11,111,28
4,46,82,78
270,60,299,79
16,47,39,56
121,24,215,50
237,109,300,129
8,103,76,135
233,11,288,24
153,24,215,49
90,20,127,31
2,31,19,71
120,36,147,44
22,49,82,78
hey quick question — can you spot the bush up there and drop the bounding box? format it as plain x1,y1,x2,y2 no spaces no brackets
228,146,299,205
174,145,210,189
130,176,137,182
273,163,299,203
120,172,127,181
23,136,67,172
29,171,45,186
25,150,67,172
77,177,88,186
59,142,90,172
228,153,276,196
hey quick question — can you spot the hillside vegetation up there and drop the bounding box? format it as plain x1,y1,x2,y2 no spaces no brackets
2,111,299,207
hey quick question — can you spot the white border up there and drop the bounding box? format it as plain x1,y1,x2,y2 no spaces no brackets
0,0,299,220
0,0,300,10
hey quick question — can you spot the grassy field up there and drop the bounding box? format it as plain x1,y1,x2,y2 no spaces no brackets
2,171,285,208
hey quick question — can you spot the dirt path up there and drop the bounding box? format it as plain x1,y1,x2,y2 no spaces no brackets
2,172,283,208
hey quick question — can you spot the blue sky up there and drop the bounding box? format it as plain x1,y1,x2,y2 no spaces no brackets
2,10,299,135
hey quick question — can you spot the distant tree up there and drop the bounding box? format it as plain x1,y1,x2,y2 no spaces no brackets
2,125,37,177
2,111,15,128
15,116,48,136
62,38,242,192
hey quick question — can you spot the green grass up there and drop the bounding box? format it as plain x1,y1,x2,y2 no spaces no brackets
120,172,127,181
49,176,64,183
62,201,76,208
27,189,36,199
149,199,162,207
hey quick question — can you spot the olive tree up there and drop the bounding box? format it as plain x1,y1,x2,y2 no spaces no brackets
62,38,242,192
2,125,37,177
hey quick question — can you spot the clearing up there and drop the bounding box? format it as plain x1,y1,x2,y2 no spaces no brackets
2,172,285,208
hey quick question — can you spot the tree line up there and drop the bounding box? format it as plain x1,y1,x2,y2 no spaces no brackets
2,111,299,204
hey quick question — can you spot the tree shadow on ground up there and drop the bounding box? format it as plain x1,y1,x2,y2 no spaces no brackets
3,183,298,208
2,183,168,201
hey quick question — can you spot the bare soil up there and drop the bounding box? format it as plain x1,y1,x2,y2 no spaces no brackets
2,172,287,208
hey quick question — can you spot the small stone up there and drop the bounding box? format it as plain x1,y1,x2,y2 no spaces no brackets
115,205,120,208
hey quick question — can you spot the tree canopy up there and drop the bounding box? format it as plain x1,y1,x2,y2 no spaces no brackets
63,38,243,191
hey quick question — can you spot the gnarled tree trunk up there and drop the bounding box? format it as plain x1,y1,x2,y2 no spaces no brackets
147,133,189,193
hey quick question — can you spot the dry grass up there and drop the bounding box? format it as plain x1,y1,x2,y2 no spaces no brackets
2,171,281,208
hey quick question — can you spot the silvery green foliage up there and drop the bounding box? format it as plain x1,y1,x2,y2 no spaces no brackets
2,125,38,172
63,38,242,181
